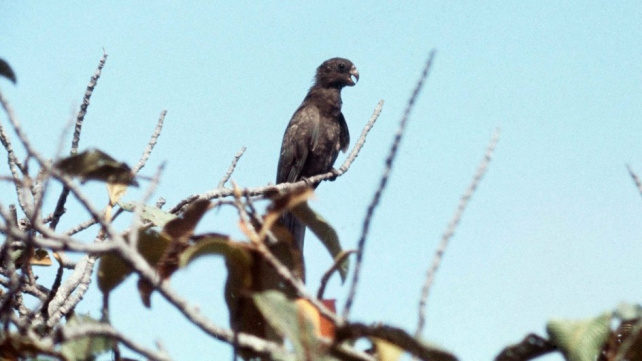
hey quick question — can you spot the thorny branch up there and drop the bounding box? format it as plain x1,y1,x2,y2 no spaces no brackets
219,146,247,188
415,128,500,338
343,50,437,318
133,110,167,174
50,51,108,231
627,164,642,199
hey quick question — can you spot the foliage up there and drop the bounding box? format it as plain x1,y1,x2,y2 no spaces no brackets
1,53,640,361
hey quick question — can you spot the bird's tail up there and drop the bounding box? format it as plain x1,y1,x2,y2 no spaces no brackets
280,211,306,253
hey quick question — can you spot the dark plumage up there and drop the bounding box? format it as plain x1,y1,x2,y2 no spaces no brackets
276,57,359,253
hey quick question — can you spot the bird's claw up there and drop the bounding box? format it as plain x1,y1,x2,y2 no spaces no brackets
328,168,340,181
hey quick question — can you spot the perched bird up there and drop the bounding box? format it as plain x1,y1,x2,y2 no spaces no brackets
276,57,359,253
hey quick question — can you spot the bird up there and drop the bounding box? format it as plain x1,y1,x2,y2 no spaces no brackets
276,57,359,255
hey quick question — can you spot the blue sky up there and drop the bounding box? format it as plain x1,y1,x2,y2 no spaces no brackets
2,2,642,360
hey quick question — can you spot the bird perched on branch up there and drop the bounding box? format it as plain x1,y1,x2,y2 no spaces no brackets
276,57,359,254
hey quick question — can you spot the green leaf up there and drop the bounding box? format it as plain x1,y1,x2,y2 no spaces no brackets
61,315,113,361
0,58,16,83
179,236,253,318
615,302,642,321
119,201,177,228
253,291,335,360
179,235,247,268
546,312,611,361
55,149,137,186
291,202,349,282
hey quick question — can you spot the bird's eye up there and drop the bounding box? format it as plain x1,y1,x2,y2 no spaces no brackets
338,63,346,71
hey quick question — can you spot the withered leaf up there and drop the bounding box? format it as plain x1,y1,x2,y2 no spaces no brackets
97,229,170,294
55,149,137,186
0,58,16,84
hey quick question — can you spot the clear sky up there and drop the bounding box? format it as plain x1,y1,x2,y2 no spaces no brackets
2,2,642,360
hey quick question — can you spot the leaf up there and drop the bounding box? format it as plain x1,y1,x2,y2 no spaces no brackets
61,314,113,361
291,202,349,282
179,235,253,308
97,229,171,294
546,312,611,361
179,235,247,269
253,291,331,360
162,199,211,240
119,201,177,228
261,187,315,240
615,302,642,322
55,149,137,186
0,58,16,83
372,337,404,361
30,249,52,266
294,298,337,339
156,199,212,280
106,182,128,206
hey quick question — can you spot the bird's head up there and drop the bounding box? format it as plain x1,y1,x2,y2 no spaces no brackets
315,58,359,89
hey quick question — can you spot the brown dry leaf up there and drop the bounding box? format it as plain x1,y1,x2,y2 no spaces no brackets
55,149,137,185
162,199,211,239
97,229,171,294
106,182,128,206
260,187,314,240
29,249,52,267
155,199,212,282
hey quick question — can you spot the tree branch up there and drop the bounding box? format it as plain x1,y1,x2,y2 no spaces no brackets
133,110,167,174
50,51,108,231
415,128,500,338
343,50,437,318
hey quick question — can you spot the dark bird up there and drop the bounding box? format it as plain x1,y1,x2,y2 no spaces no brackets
276,57,359,253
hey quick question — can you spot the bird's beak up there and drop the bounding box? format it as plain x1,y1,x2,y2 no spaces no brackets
349,66,359,85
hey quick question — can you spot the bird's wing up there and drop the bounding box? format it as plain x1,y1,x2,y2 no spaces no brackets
276,104,321,183
338,112,350,153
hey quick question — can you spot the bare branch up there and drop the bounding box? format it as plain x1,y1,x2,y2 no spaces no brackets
133,110,167,174
0,89,30,213
46,255,97,327
343,51,437,319
627,164,642,198
50,51,108,231
338,100,384,174
337,322,457,361
218,146,247,188
415,128,500,338
317,249,356,299
57,322,172,361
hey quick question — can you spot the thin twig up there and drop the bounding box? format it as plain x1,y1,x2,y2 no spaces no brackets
218,146,247,188
0,90,29,213
317,249,356,299
50,51,108,231
57,322,172,361
343,51,437,319
415,128,500,338
627,164,642,198
133,110,167,174
336,322,456,361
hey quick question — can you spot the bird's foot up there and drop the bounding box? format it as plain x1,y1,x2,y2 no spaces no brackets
328,168,340,181
300,176,313,187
